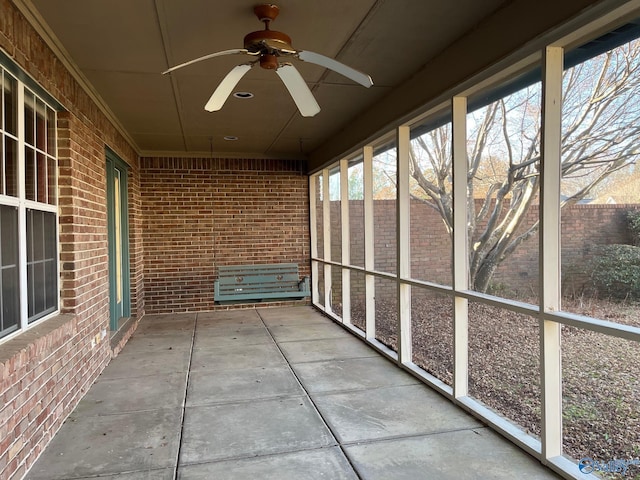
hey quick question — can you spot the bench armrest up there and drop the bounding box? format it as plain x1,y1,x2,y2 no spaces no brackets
299,276,310,294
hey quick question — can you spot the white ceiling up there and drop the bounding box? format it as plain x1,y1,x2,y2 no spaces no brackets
26,0,512,158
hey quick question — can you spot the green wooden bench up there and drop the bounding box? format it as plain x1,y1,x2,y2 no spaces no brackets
214,263,310,304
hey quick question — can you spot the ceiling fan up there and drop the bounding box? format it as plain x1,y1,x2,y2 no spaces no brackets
162,3,373,117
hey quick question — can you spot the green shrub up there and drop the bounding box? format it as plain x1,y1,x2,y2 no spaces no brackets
590,244,640,300
627,209,640,247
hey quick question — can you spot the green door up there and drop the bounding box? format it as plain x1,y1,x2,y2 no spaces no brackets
106,149,131,331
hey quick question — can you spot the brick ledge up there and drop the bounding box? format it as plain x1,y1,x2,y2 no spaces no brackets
0,314,76,366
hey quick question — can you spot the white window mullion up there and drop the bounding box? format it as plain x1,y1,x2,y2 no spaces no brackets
17,82,28,330
363,145,375,339
1,71,4,193
396,126,411,363
309,175,319,306
540,45,563,461
340,158,351,325
322,168,331,312
452,96,469,398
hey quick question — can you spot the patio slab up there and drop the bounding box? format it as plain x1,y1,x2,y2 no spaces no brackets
72,372,186,416
278,336,379,363
292,356,420,394
135,313,196,335
67,468,176,480
345,428,560,479
177,447,358,480
138,313,197,324
258,306,329,326
26,306,562,480
99,348,191,379
190,342,287,371
196,310,261,324
179,396,335,464
193,325,272,347
26,408,182,480
187,365,303,405
119,331,194,352
268,322,348,342
313,384,481,443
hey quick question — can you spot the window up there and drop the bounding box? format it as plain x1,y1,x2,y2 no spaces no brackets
0,67,58,339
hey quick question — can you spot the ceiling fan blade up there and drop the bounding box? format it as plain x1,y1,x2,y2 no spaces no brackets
205,64,253,112
276,64,320,117
297,50,373,88
162,49,255,74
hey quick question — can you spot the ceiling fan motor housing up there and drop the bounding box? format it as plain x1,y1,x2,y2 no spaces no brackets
243,29,293,53
244,3,295,68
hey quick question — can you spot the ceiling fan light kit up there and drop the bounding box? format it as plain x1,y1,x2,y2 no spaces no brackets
163,3,373,117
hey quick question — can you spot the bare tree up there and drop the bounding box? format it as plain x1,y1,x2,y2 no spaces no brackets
409,40,640,293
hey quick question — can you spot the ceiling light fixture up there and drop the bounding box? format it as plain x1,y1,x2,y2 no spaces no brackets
223,135,238,141
233,91,254,99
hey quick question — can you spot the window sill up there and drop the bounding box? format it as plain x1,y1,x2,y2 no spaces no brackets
0,313,75,367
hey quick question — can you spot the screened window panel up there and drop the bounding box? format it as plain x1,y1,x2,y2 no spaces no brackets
24,93,34,146
47,156,56,204
0,205,19,336
36,98,46,151
4,136,17,197
46,107,56,155
37,152,47,203
25,146,35,201
26,209,57,323
3,73,17,136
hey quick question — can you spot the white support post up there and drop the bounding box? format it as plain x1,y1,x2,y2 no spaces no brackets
397,126,411,363
363,145,375,339
452,96,469,398
309,175,319,306
340,158,351,325
322,169,332,312
540,45,563,460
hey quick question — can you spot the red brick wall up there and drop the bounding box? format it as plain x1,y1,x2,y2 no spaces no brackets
0,2,142,479
140,157,310,313
128,160,145,320
321,199,636,299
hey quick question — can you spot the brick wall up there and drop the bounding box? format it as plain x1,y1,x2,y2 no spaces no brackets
0,2,141,479
321,199,636,300
140,157,310,313
127,159,145,320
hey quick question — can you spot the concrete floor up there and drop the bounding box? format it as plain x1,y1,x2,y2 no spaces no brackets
26,306,561,479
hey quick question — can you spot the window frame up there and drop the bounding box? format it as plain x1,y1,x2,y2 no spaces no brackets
0,66,59,342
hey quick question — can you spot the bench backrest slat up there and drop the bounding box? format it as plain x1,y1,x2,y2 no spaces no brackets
215,263,308,302
218,273,299,284
218,263,298,274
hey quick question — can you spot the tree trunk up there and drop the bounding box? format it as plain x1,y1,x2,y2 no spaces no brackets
472,257,498,293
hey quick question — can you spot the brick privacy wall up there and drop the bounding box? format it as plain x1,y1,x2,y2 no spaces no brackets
141,157,310,313
0,2,142,479
321,199,636,302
